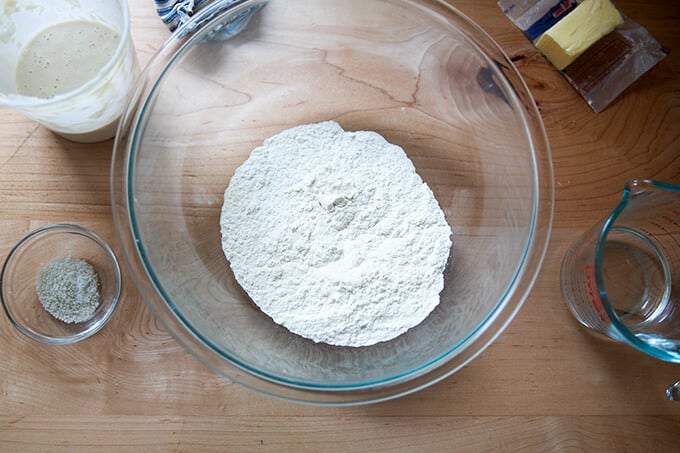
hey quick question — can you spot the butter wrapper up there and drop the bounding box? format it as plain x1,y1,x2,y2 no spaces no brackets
499,0,668,112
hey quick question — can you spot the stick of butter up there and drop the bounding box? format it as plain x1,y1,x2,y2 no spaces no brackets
535,0,624,70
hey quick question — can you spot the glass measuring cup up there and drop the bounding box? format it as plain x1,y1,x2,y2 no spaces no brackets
0,0,139,142
561,179,680,363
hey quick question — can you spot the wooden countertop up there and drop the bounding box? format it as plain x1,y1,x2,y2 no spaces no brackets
1,0,678,450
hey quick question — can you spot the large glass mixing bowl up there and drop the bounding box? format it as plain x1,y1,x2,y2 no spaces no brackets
111,0,553,405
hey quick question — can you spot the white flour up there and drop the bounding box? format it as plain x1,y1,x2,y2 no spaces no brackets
220,121,452,347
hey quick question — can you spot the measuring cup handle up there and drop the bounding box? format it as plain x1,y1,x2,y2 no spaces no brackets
666,380,680,401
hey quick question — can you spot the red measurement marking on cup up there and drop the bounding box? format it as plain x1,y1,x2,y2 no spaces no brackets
644,209,680,255
585,264,607,321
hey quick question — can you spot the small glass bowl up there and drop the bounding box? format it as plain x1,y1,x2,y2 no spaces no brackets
1,224,121,345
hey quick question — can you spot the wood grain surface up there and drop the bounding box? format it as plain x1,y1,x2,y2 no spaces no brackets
1,0,679,451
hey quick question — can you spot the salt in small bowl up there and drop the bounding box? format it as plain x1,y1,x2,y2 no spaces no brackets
1,224,121,345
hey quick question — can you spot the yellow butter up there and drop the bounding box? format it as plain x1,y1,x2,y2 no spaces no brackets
535,0,624,70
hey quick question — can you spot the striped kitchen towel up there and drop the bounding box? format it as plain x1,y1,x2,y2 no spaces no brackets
155,0,263,40
155,0,214,31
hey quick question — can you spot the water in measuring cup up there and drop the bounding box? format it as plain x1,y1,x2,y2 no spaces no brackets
603,218,680,358
562,225,679,360
600,226,672,329
561,181,680,362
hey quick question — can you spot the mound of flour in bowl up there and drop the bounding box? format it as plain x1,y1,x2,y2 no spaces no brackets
220,121,452,347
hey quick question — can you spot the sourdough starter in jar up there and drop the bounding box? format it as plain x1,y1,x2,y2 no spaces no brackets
16,20,120,99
